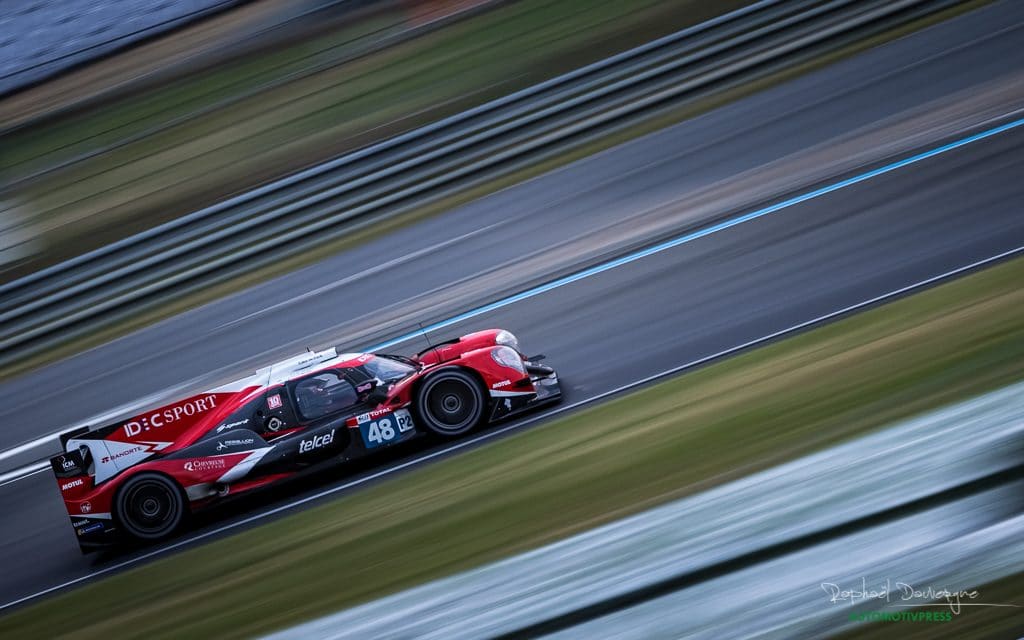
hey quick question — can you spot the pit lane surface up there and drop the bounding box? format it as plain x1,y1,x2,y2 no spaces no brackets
2,0,1024,612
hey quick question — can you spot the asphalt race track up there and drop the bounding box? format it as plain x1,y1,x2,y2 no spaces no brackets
2,0,1024,613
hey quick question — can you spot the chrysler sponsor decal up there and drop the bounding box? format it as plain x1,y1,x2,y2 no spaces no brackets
123,395,220,437
184,458,227,472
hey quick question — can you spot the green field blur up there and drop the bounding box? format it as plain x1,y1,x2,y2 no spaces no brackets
5,248,1022,640
0,0,986,382
1,0,744,276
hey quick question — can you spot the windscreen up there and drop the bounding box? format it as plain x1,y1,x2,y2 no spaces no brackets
363,355,417,383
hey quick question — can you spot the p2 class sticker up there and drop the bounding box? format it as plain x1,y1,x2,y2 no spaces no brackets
360,409,415,448
267,394,283,410
395,409,415,433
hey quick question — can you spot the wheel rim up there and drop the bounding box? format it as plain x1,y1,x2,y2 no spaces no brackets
123,481,178,535
425,378,478,433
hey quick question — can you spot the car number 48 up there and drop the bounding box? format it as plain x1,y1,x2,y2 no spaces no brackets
363,410,414,448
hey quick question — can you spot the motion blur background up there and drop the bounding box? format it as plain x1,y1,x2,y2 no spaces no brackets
1,0,1023,638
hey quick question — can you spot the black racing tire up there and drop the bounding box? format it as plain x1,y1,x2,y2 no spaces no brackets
415,369,486,437
114,472,186,541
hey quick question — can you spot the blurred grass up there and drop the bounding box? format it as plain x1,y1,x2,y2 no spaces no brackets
4,250,1024,638
835,573,1024,639
1,11,405,170
0,0,988,382
3,0,743,272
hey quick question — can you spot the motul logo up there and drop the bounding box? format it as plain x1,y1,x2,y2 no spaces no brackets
123,395,219,437
62,479,84,491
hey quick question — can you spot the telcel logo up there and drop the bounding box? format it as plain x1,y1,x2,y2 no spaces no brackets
299,429,335,454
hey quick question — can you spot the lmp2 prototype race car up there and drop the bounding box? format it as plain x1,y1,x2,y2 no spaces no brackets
51,329,560,550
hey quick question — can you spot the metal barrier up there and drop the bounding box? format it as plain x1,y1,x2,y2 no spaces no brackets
262,380,1024,634
262,383,1024,639
0,0,958,368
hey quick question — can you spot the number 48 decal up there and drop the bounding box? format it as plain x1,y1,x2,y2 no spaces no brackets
366,417,396,444
362,409,415,447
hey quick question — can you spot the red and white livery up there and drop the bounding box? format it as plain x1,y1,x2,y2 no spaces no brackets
50,329,560,550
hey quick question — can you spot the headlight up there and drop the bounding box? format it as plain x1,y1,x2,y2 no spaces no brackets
492,346,525,373
495,330,519,351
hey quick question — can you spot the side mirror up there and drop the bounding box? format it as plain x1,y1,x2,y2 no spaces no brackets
358,378,390,405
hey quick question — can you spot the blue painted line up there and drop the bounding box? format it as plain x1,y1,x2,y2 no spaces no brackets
366,115,1024,352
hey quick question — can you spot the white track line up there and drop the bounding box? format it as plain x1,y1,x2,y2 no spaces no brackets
3,112,1022,482
1,244,1021,613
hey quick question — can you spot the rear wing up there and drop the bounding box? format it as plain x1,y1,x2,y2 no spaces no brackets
59,426,90,450
50,443,116,551
50,447,87,478
48,388,244,549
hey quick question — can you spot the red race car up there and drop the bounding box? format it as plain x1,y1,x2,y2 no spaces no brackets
50,329,560,550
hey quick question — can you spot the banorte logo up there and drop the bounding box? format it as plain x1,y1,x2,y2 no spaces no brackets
123,394,219,438
100,444,147,464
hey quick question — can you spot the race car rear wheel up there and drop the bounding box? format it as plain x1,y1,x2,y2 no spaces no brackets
115,473,186,541
415,369,485,437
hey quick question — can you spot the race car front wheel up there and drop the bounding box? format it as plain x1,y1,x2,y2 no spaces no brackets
115,473,186,541
415,369,485,437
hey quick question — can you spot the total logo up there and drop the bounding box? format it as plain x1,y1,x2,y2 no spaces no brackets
356,408,392,424
61,478,84,491
183,459,227,472
122,394,220,437
299,429,335,454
